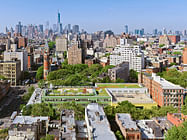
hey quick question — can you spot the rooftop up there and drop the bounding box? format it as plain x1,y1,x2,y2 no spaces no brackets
44,87,97,96
13,116,49,125
96,83,141,88
106,88,156,104
116,113,139,130
26,88,42,106
59,110,76,140
152,73,184,90
86,103,116,140
137,120,165,139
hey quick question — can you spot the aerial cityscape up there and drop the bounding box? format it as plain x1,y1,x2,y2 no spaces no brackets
0,0,187,140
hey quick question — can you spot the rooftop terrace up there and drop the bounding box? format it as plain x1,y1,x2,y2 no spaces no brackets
96,83,141,88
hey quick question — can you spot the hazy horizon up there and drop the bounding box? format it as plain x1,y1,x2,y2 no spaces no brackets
1,0,187,34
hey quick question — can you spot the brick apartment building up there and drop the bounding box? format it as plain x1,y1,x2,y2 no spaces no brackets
138,73,185,108
115,113,141,140
167,113,187,127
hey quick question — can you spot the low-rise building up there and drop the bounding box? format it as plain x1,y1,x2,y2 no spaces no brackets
9,116,49,140
137,120,165,140
108,62,129,82
167,113,187,127
59,110,76,140
41,87,112,106
115,113,141,140
85,103,116,140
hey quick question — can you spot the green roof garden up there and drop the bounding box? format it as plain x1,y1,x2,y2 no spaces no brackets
96,83,141,88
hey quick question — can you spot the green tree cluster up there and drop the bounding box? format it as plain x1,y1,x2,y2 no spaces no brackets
129,69,138,82
48,63,114,86
159,44,165,48
22,103,57,119
165,121,187,140
157,69,187,88
57,102,85,120
182,97,187,115
22,86,35,103
0,128,8,139
40,134,55,140
0,75,6,80
36,66,44,80
104,101,177,121
48,41,55,50
173,51,182,55
22,102,85,121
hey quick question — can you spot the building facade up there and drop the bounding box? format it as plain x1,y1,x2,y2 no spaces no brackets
0,61,21,86
110,44,144,72
68,44,82,65
108,62,129,82
115,113,141,140
138,73,185,108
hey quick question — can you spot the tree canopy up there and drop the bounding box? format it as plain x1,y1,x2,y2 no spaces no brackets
47,63,114,86
36,66,44,80
165,121,187,140
157,69,187,88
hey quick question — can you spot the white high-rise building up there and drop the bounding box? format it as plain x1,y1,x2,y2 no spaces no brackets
110,44,144,72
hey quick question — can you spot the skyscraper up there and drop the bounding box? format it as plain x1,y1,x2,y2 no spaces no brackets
72,25,79,34
124,25,128,34
57,11,63,34
15,21,22,34
153,29,158,36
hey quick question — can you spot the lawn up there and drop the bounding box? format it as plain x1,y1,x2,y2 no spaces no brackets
97,89,109,96
97,84,140,88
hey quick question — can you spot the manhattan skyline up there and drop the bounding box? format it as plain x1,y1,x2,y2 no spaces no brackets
1,0,187,33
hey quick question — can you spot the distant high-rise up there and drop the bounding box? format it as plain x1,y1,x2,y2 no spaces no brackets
57,11,63,34
140,28,144,36
153,29,158,36
134,29,139,35
72,25,79,34
39,25,44,33
58,11,61,23
15,21,22,34
124,25,128,34
163,28,167,35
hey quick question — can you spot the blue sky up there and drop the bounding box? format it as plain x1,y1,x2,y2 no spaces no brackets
0,0,187,33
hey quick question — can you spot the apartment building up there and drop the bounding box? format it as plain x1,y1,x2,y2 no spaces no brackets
138,73,185,108
108,62,129,82
59,110,76,140
4,48,28,71
115,113,141,140
68,44,83,65
110,44,144,72
85,103,116,140
0,61,21,86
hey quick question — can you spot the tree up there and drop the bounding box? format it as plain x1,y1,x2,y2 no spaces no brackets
182,97,187,115
48,41,55,50
22,86,35,103
40,134,55,140
129,69,138,82
159,44,165,48
165,121,187,140
57,102,85,120
36,66,44,80
115,130,125,140
0,75,6,80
